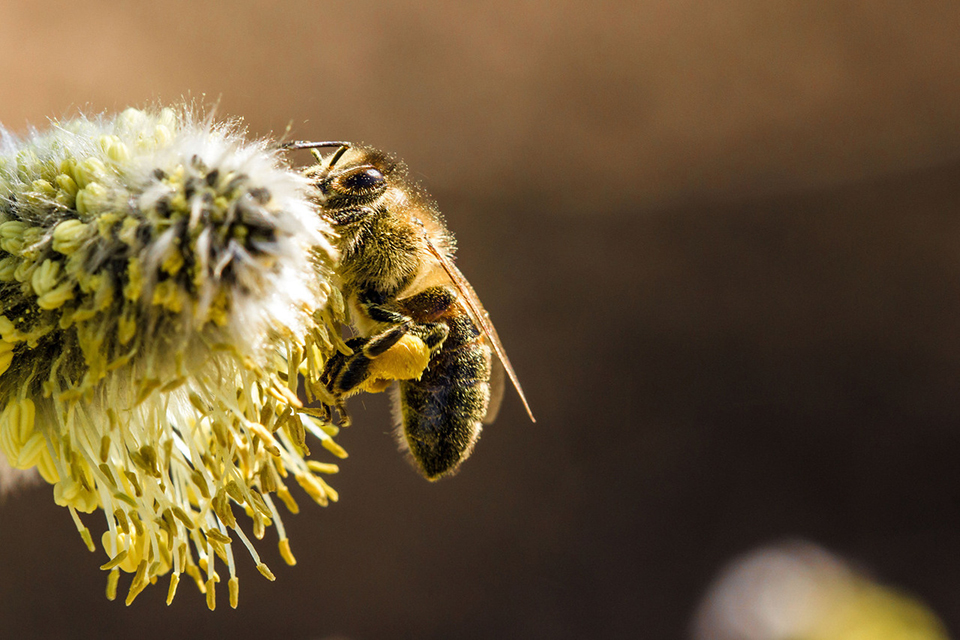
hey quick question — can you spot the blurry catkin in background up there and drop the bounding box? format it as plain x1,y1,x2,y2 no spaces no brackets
0,105,350,609
0,454,35,495
693,542,950,640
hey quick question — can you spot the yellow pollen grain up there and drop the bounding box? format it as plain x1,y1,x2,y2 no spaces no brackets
161,246,184,275
205,578,216,611
276,486,299,514
75,182,109,216
100,549,130,571
248,490,272,518
256,562,276,581
52,219,88,255
117,311,137,346
185,564,205,593
73,157,107,189
359,336,430,387
128,512,144,537
114,509,129,534
122,257,142,301
166,573,180,606
125,560,149,606
204,528,232,545
0,257,18,282
320,438,348,459
55,173,78,198
150,280,184,313
267,383,302,408
315,476,339,502
306,460,339,474
106,568,120,601
30,259,58,296
0,340,14,376
228,577,239,609
56,388,83,403
97,463,117,488
224,481,245,504
37,281,75,310
96,211,121,238
114,492,138,508
172,507,195,529
248,423,281,457
99,435,111,462
294,473,328,507
0,221,28,254
279,538,296,566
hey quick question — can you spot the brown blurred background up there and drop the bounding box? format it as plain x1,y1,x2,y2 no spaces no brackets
3,1,960,637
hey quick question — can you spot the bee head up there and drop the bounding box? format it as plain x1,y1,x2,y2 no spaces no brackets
287,142,402,228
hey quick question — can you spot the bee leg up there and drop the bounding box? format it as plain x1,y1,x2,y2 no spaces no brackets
392,286,457,352
334,401,351,427
322,324,413,397
365,324,414,357
320,336,365,392
358,294,413,325
410,322,449,351
322,289,453,400
337,326,414,393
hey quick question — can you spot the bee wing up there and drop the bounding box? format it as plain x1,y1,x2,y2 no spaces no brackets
423,238,535,422
483,356,507,424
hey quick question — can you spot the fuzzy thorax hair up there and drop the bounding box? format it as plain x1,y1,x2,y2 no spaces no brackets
0,106,348,608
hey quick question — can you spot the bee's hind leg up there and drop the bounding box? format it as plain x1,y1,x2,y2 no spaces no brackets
323,327,408,395
322,322,448,399
321,289,453,408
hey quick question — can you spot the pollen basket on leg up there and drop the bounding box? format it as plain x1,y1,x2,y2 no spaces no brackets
0,106,347,607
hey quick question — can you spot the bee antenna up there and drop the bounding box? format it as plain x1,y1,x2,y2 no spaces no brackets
326,145,349,169
282,141,351,170
281,141,352,151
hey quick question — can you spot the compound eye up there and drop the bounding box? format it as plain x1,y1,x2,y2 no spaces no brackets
341,167,386,193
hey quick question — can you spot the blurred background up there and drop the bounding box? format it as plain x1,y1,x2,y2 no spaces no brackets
2,0,960,637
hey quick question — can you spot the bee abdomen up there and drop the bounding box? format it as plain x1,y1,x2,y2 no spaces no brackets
396,317,492,480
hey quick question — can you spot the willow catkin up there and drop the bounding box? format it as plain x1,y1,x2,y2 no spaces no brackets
0,105,347,608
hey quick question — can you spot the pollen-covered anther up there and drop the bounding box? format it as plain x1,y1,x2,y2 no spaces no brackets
0,221,28,254
75,182,109,216
52,219,89,255
0,340,14,376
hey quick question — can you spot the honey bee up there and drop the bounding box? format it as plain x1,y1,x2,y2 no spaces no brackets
286,141,534,480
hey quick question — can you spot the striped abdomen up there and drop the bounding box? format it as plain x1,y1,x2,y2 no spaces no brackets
394,305,493,480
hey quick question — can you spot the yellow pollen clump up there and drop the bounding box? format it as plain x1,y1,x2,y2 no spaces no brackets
358,333,432,394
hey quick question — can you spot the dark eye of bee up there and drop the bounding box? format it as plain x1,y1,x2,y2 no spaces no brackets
341,167,386,193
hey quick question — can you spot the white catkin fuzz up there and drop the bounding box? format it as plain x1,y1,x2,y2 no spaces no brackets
0,105,349,608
